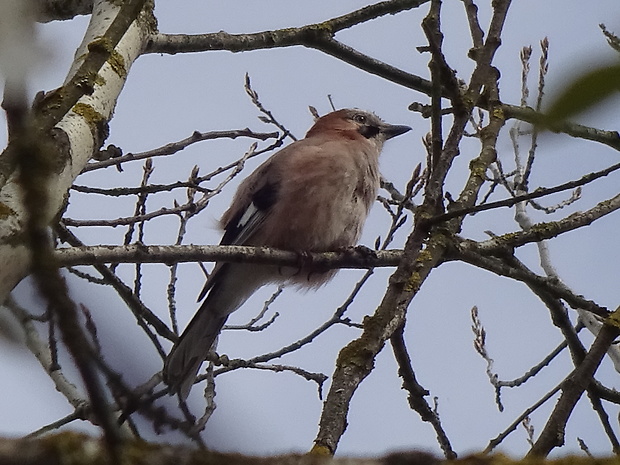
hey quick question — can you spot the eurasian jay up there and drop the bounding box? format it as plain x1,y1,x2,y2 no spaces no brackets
163,108,411,399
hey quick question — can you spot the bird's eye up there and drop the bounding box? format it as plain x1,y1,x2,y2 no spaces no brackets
353,114,367,124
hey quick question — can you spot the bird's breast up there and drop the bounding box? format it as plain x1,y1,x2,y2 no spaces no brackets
256,151,379,251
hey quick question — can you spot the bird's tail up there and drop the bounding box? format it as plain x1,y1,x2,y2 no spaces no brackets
163,263,271,399
163,300,228,399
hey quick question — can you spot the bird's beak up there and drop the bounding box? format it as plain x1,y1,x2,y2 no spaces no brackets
381,123,412,140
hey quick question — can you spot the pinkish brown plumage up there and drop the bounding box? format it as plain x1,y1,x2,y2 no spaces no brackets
163,109,410,399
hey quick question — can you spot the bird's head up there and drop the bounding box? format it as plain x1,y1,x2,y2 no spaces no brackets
305,109,411,149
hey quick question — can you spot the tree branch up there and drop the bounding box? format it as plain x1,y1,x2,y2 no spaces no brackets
459,191,620,254
391,324,457,459
527,320,620,457
34,0,94,22
448,246,609,318
55,244,402,269
431,160,620,225
145,0,429,54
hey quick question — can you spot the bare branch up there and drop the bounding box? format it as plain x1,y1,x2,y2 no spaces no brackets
55,243,402,269
82,128,278,173
34,0,94,22
528,321,620,457
449,246,609,319
460,191,620,253
391,323,456,459
146,0,430,53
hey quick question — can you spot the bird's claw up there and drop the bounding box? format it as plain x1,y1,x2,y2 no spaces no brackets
353,244,378,260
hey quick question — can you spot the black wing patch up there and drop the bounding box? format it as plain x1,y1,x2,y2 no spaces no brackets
198,181,280,302
252,181,278,211
221,181,279,245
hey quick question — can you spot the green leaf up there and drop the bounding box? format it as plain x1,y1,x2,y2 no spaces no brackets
544,63,620,123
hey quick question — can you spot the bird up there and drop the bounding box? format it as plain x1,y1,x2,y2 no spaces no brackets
163,108,411,399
